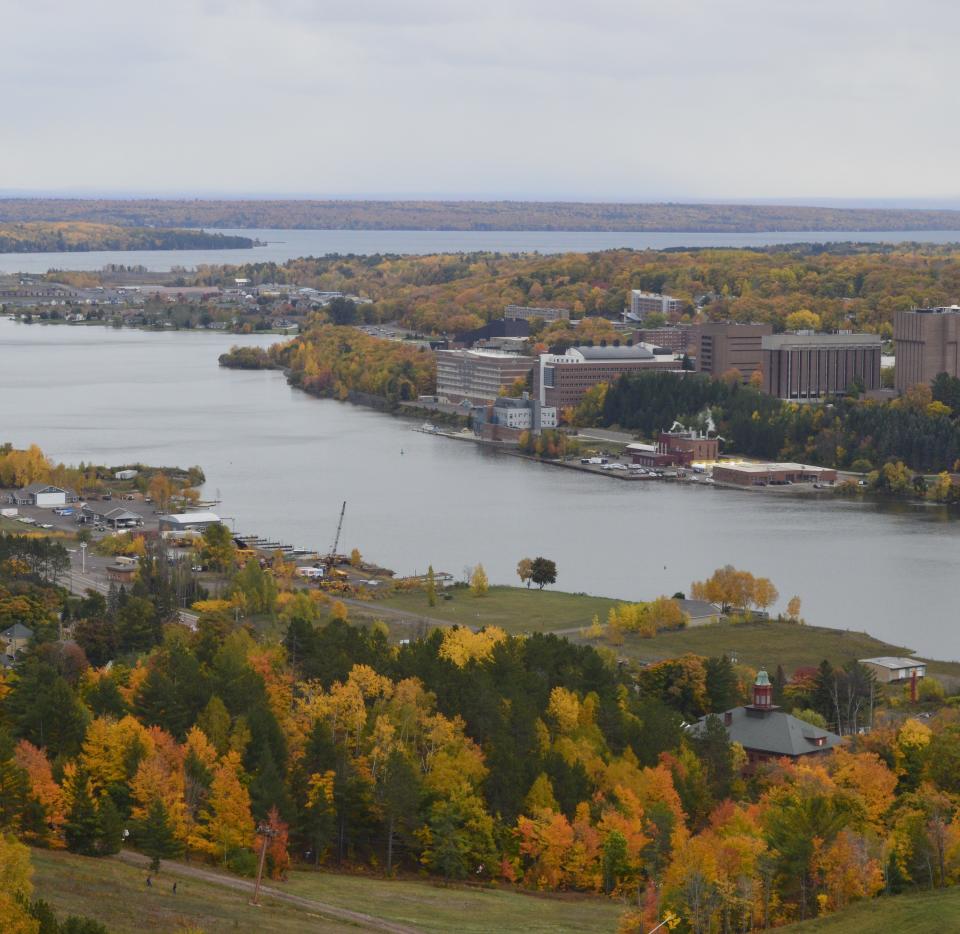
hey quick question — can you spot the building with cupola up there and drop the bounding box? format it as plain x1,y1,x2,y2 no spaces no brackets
693,668,843,766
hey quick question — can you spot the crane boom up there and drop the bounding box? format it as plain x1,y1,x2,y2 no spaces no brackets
328,501,346,561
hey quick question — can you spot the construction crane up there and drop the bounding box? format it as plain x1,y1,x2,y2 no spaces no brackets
326,501,346,567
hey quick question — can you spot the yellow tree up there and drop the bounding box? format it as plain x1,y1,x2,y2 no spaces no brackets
198,751,255,862
0,833,37,934
470,563,489,597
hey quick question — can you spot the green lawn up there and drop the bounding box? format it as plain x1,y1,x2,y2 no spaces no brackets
577,620,960,684
782,887,960,932
283,869,624,934
374,585,623,635
29,848,623,934
30,849,352,933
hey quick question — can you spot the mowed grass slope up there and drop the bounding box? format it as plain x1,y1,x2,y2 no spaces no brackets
375,585,623,635
782,887,960,932
284,869,623,934
30,849,353,933
31,848,624,934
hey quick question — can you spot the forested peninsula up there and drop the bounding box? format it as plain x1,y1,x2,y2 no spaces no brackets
6,197,960,232
0,222,257,253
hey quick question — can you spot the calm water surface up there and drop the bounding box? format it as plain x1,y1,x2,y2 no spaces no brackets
3,228,960,273
2,319,958,658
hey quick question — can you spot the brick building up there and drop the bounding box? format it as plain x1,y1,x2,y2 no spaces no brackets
893,306,960,393
534,344,680,409
633,326,694,355
435,349,534,405
694,322,772,381
761,333,882,399
712,462,837,487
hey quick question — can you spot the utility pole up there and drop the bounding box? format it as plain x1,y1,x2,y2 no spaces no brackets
250,820,277,907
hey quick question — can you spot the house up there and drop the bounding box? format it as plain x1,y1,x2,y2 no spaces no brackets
694,669,842,766
11,484,78,508
1,622,34,657
859,657,926,684
675,599,723,627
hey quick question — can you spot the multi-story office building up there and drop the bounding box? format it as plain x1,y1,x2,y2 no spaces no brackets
893,306,960,393
534,344,679,409
628,290,685,320
434,349,534,405
504,304,570,322
694,322,772,381
633,326,694,355
761,333,882,399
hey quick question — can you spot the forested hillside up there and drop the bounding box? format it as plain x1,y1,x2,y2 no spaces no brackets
183,245,960,336
0,222,255,253
7,198,960,231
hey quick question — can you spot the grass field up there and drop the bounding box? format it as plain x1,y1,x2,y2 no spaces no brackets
783,887,960,931
576,620,960,685
29,848,624,933
30,849,353,932
283,869,623,934
373,585,622,635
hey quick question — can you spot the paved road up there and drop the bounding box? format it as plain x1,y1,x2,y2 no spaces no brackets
112,850,424,934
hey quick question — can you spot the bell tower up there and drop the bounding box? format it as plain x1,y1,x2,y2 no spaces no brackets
747,668,777,713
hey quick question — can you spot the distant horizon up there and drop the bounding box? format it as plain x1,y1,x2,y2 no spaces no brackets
4,191,960,212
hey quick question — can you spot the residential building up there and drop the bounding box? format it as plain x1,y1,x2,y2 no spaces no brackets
712,462,837,487
893,306,960,393
626,290,685,322
694,322,773,381
535,344,680,409
761,333,882,399
434,349,535,405
504,304,570,322
1,623,34,657
694,669,843,765
675,599,723,627
859,657,927,684
10,484,78,508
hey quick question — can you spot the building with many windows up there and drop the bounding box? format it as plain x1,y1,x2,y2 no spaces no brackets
893,306,960,393
504,304,570,322
694,322,772,381
534,344,680,409
761,332,882,399
627,290,685,321
434,349,534,405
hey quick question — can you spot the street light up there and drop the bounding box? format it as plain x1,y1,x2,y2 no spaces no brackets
80,541,87,575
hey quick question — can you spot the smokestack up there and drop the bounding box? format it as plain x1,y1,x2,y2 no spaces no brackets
911,668,917,704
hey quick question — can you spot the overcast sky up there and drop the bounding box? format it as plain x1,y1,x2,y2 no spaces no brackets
2,0,957,202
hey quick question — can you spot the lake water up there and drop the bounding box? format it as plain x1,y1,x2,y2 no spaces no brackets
2,318,958,658
3,228,960,273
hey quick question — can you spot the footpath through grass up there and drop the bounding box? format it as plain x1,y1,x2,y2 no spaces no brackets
30,848,353,933
283,868,623,934
375,584,622,635
782,886,960,932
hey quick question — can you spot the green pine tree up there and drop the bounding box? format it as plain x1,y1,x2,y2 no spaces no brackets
139,798,183,871
64,770,101,856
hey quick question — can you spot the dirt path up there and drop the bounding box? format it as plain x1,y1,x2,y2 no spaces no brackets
112,850,424,934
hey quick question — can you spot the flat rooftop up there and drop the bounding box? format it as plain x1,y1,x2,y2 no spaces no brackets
860,656,924,669
762,333,882,349
718,461,832,473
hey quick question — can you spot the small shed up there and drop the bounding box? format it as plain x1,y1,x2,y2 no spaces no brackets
859,657,926,684
106,564,138,584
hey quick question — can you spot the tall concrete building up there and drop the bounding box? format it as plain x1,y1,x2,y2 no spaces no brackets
894,306,960,393
694,322,772,381
761,333,882,399
435,349,534,405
